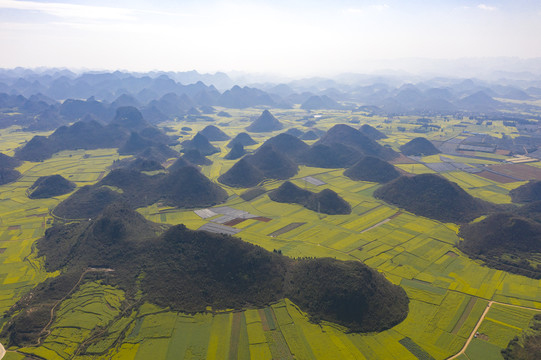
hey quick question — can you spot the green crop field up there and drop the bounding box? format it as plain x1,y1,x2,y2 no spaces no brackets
1,110,541,359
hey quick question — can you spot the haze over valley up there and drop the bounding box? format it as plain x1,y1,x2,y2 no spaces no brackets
2,1,541,360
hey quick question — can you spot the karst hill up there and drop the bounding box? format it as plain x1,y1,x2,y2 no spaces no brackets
54,166,227,219
200,125,230,141
28,175,76,199
298,124,397,168
182,133,220,156
269,181,351,215
246,110,284,132
375,173,493,223
399,137,440,156
227,132,257,148
344,156,400,183
2,204,409,346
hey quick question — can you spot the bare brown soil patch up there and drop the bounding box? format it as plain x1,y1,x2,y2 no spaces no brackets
223,218,246,227
252,216,272,222
390,154,419,164
476,170,518,183
488,163,541,181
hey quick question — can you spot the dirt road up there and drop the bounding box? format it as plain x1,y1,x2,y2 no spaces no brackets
447,300,541,360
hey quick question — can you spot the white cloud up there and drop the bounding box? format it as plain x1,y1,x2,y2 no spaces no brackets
345,8,363,14
0,0,136,21
0,21,48,31
345,4,389,15
1,0,539,75
50,21,148,34
477,4,497,11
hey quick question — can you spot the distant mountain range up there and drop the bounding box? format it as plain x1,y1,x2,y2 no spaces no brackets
1,68,541,132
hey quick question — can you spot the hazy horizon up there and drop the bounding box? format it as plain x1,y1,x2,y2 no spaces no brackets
1,0,541,77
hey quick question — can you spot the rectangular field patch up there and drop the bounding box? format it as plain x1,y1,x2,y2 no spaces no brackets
476,170,518,183
223,218,247,227
252,216,272,223
488,163,541,181
268,223,306,237
197,223,241,235
303,176,326,186
452,297,477,334
398,337,436,360
194,209,218,219
424,162,457,173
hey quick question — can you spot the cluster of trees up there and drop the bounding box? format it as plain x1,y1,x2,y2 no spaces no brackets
2,204,409,347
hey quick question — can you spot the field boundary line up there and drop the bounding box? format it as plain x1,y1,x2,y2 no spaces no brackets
29,267,115,348
451,297,477,335
446,300,541,360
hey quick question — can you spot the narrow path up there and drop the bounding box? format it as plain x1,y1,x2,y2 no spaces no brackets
446,300,541,360
33,267,114,347
360,218,391,233
70,297,140,360
447,301,494,360
360,211,401,233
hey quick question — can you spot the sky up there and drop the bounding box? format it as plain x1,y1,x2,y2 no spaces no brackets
1,0,541,77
